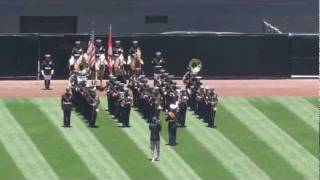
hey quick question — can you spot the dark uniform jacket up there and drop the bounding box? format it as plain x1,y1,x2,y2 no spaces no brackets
112,46,124,56
151,58,165,66
183,71,192,85
72,47,84,56
166,111,177,129
95,46,106,55
178,100,188,112
149,121,162,141
41,61,54,75
151,58,165,74
61,93,72,111
128,47,141,56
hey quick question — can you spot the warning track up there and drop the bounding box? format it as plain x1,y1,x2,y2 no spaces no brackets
0,79,317,98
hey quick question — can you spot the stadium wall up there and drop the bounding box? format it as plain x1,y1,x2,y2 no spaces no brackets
0,33,317,79
0,0,317,34
289,34,319,75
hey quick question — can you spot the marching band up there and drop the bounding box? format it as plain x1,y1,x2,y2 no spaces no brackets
57,37,219,160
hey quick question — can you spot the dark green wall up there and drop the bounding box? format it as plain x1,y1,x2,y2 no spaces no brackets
289,34,318,75
0,33,317,79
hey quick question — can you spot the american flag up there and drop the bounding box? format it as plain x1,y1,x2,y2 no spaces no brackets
87,26,96,68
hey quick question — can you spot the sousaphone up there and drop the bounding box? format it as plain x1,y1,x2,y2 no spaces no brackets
188,58,202,74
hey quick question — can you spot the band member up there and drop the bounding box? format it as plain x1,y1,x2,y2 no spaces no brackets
189,76,202,111
95,39,106,61
149,116,161,162
115,83,125,120
151,51,166,82
182,67,192,85
61,88,72,127
106,76,117,112
127,40,143,65
113,40,126,83
41,54,54,90
122,88,132,127
196,87,206,119
127,74,139,106
76,64,89,87
88,88,100,128
95,39,105,54
72,41,84,55
166,104,178,146
69,41,84,73
71,41,84,61
177,90,188,127
95,39,106,66
207,91,218,128
115,59,126,83
112,40,124,57
152,88,162,119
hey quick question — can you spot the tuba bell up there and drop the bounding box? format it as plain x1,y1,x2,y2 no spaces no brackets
188,58,202,74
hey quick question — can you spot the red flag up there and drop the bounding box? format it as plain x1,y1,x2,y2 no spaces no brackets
107,25,112,57
107,25,113,75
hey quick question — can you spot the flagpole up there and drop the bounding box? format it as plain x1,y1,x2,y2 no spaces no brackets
91,21,95,87
107,24,113,76
90,21,95,45
86,21,96,86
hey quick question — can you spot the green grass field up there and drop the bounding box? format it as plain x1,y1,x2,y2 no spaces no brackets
0,97,318,180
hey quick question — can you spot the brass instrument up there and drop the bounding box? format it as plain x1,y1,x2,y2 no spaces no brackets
188,58,202,75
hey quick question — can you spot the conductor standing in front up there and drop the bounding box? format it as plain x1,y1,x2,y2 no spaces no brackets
149,116,161,162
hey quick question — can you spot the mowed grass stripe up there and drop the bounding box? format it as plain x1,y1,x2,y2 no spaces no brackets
158,112,235,180
272,97,318,132
33,99,131,180
124,109,202,180
185,111,271,180
249,97,318,157
87,98,167,180
0,100,59,180
217,104,305,180
0,140,25,180
304,97,318,108
4,99,96,180
222,97,319,180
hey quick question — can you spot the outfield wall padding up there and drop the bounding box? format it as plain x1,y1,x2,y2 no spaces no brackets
289,34,318,75
0,34,39,77
0,33,317,79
